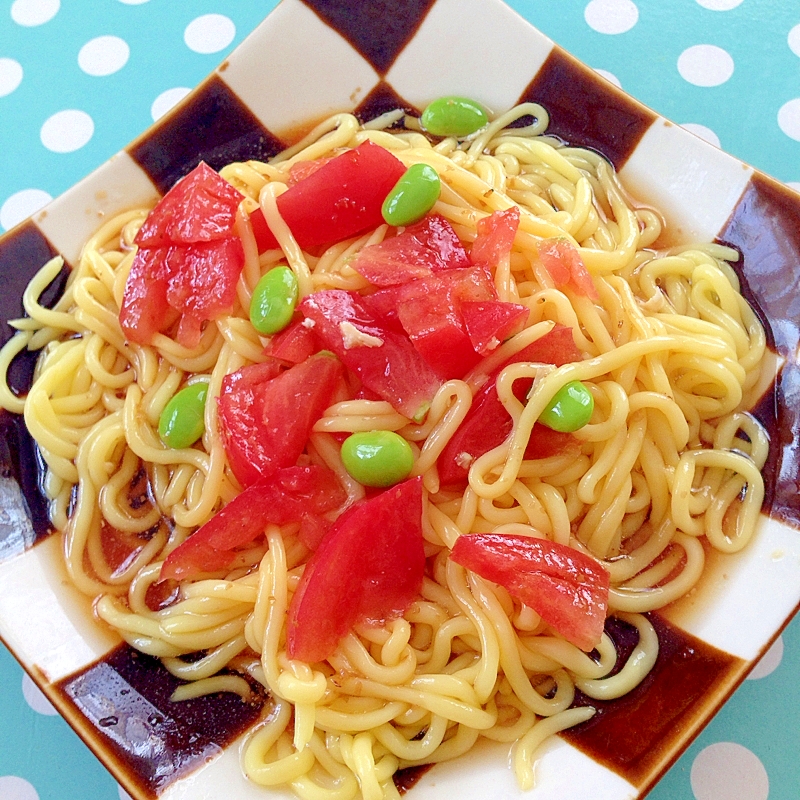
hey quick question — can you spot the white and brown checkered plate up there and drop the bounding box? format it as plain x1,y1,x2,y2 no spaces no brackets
1,1,799,799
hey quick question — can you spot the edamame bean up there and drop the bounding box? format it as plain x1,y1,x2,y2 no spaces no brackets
250,266,298,335
382,163,441,227
538,381,594,432
421,96,489,138
340,430,414,487
158,381,209,449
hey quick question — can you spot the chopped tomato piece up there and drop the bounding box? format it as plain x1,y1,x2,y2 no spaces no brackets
461,299,529,354
121,163,247,346
135,161,244,247
352,213,472,286
251,141,405,252
160,465,346,581
218,353,344,487
300,289,441,421
438,325,582,485
287,477,426,663
471,207,520,267
395,266,497,380
451,533,610,651
287,157,333,186
538,239,599,300
263,318,321,364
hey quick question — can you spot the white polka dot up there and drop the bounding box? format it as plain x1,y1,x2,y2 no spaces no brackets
0,58,24,97
10,0,60,26
184,14,236,55
594,68,622,88
117,0,149,4
786,181,800,193
39,109,94,153
681,122,721,147
78,35,130,77
117,786,134,800
584,0,639,35
0,776,40,800
690,742,769,800
778,98,800,141
21,673,58,715
150,87,191,121
0,188,52,231
695,0,743,9
789,24,800,58
677,44,734,87
747,635,784,679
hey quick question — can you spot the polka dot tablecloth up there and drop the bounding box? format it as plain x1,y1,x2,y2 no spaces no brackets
1,1,799,800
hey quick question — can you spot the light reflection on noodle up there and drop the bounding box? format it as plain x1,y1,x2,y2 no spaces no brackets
0,102,768,798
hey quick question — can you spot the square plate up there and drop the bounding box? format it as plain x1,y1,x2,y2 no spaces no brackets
1,1,800,799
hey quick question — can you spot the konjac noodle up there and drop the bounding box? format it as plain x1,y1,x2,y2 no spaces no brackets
0,100,768,798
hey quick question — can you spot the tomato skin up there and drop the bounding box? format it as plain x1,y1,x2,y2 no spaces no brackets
538,239,599,301
218,353,344,487
286,476,426,663
352,213,472,286
121,163,247,346
471,207,520,267
300,289,442,421
160,465,346,581
263,318,321,364
395,266,498,380
437,325,582,485
461,299,529,355
135,161,244,247
450,533,610,651
251,141,405,252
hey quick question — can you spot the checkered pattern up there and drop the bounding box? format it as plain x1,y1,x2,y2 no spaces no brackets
1,1,799,798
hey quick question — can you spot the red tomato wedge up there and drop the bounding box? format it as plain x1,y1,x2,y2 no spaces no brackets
250,141,405,252
438,325,582,485
121,163,247,346
300,289,441,421
352,213,472,286
395,266,498,380
538,239,599,301
160,465,346,581
263,318,321,364
450,533,610,651
471,207,520,267
287,477,426,663
218,353,344,487
134,161,245,247
461,299,529,355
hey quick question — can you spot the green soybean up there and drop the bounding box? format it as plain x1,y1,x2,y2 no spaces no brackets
158,381,209,449
250,266,298,335
421,96,489,138
382,163,441,227
340,430,414,488
538,381,594,433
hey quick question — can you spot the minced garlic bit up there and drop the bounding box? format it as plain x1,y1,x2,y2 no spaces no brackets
339,321,384,350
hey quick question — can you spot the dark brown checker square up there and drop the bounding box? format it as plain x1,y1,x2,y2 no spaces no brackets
520,46,657,170
301,0,438,75
355,80,421,124
129,74,288,195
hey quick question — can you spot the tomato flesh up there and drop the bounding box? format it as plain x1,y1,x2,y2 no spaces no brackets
450,533,610,651
352,213,472,286
287,476,426,663
218,353,344,487
395,266,497,380
438,325,582,485
300,289,441,421
470,207,520,267
263,318,321,364
461,299,529,355
160,465,346,581
251,141,405,252
120,162,246,346
538,239,599,300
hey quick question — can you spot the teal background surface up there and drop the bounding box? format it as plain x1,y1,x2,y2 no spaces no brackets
1,2,799,799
